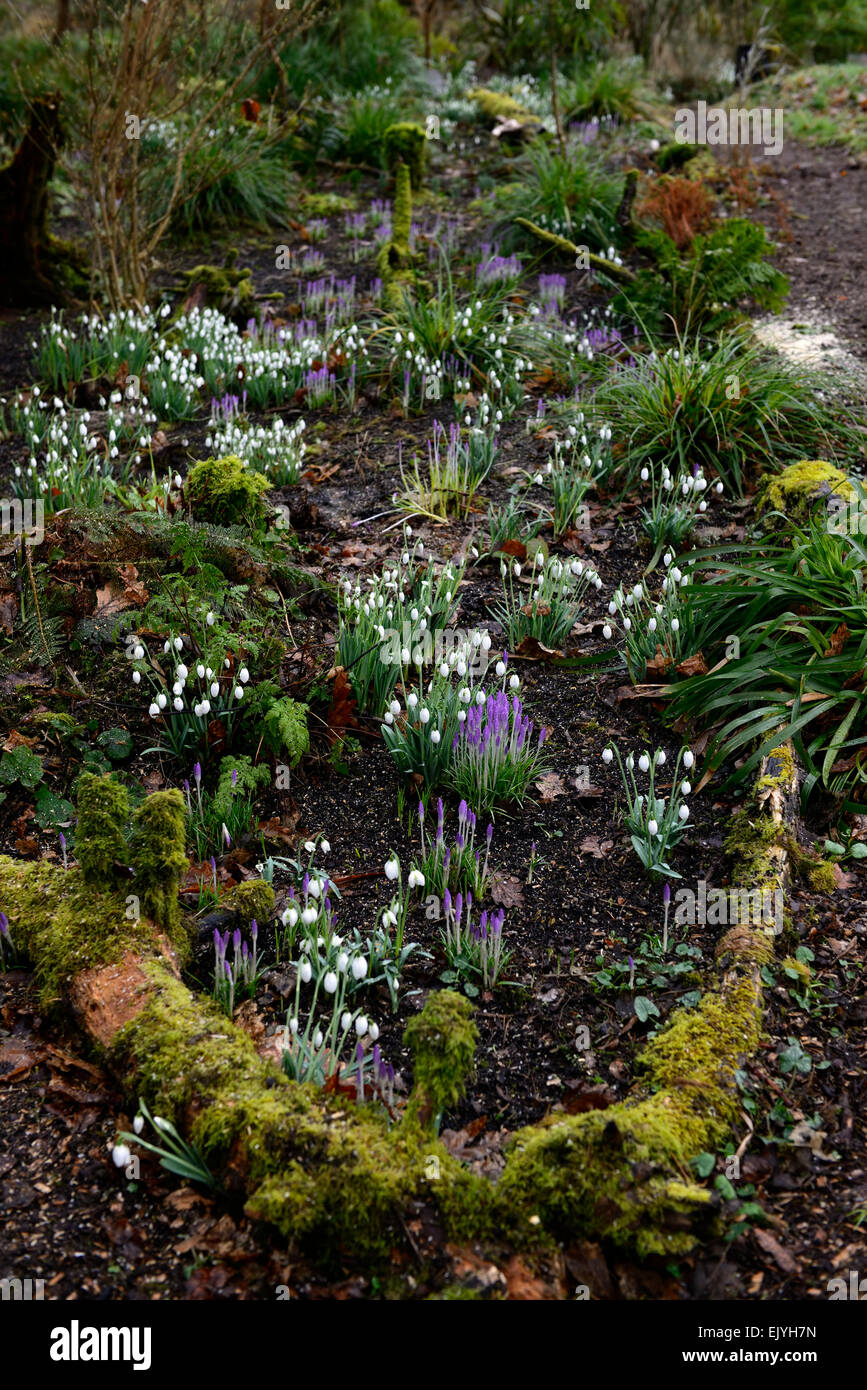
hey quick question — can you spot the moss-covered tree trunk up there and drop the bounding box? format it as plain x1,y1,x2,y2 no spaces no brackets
0,95,84,308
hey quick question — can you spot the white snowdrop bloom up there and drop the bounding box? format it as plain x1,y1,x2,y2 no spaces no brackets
671,618,680,632
210,682,219,698
627,755,634,770
156,693,167,709
430,729,441,744
408,869,425,889
341,1012,352,1032
407,692,418,709
355,1016,369,1038
608,601,617,615
173,636,183,651
663,553,672,567
323,972,338,994
163,640,171,654
308,879,321,899
196,663,205,679
133,644,144,660
133,1115,145,1136
671,567,682,583
337,952,349,973
495,660,506,678
623,616,632,631
112,1144,132,1169
173,697,183,712
200,699,211,715
234,686,244,700
640,467,649,481
389,700,401,717
304,840,316,854
313,1030,324,1049
681,781,691,795
648,819,659,836
281,907,298,928
602,624,613,639
679,805,690,822
206,612,215,626
475,690,486,705
683,749,694,768
369,1023,380,1042
321,839,331,854
301,907,317,927
352,956,368,981
656,750,666,765
638,754,650,773
715,481,724,494
288,1017,299,1035
299,959,312,984
239,667,249,684
133,670,141,685
602,748,613,765
648,617,657,633
509,673,520,689
177,663,188,680
419,708,430,725
383,711,394,725
384,858,400,881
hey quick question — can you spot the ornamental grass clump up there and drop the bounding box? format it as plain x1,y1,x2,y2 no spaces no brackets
449,689,549,816
601,743,695,880
491,552,603,650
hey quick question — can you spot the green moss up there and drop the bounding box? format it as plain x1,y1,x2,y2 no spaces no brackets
376,162,414,310
781,954,811,984
755,743,796,796
300,192,357,217
185,455,271,529
173,256,256,324
223,879,275,928
0,858,164,1009
498,977,762,1256
402,990,478,1129
758,460,853,524
129,790,188,937
382,123,426,188
467,88,542,128
807,859,836,893
74,773,129,887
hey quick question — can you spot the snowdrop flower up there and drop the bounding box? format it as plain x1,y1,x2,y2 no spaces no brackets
112,1144,131,1169
663,552,672,567
173,697,183,712
407,692,418,709
385,858,400,881
430,729,441,744
173,636,183,651
156,693,167,709
133,644,144,660
640,467,649,481
234,686,244,700
671,618,680,632
656,750,666,765
341,1012,352,1031
355,1016,369,1038
206,611,215,626
352,956,368,981
304,840,316,854
301,907,317,927
638,754,650,773
133,1115,144,1135
419,708,430,724
648,819,658,836
299,959,312,984
337,952,349,972
196,663,205,679
239,668,249,683
602,748,613,765
148,702,160,717
177,663,188,680
509,673,520,690
210,682,219,697
679,805,690,822
281,907,298,928
369,1023,380,1042
648,617,657,632
496,660,506,677
313,1030,324,1049
323,971,338,994
389,700,401,717
408,869,425,889
681,781,692,795
133,670,141,685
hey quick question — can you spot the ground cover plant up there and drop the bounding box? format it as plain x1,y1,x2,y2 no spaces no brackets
0,0,866,1330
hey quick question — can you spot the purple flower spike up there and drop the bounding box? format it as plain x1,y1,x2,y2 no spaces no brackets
210,856,216,873
663,883,671,904
194,762,201,784
486,823,494,842
418,801,424,820
222,824,231,848
59,832,66,849
233,928,241,952
251,919,258,938
231,768,238,787
213,927,222,949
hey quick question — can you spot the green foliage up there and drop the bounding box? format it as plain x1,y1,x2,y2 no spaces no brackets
564,58,647,122
185,455,271,530
0,745,44,794
255,0,421,98
143,125,295,235
462,0,618,70
492,138,623,252
382,123,426,187
261,697,310,767
335,89,408,170
211,756,270,825
613,220,789,336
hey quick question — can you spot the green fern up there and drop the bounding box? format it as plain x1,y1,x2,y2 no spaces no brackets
262,696,310,767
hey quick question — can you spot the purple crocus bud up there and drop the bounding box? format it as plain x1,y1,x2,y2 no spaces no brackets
418,801,424,821
0,912,9,939
210,856,216,875
222,824,231,848
437,798,444,825
486,823,493,843
233,929,241,952
251,919,258,939
184,779,190,794
455,893,462,926
444,887,452,914
242,941,249,960
194,762,201,784
663,883,671,905
302,871,310,895
356,1041,365,1063
231,768,238,787
213,927,222,949
224,960,233,979
59,832,66,849
458,799,467,823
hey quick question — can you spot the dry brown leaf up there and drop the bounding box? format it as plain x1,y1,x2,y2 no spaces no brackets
579,836,613,859
753,1228,799,1275
536,772,566,802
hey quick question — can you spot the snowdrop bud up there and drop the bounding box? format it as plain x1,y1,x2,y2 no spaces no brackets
239,668,249,683
112,1144,132,1169
337,952,349,972
384,711,394,725
681,781,691,795
321,840,331,854
640,467,649,481
352,956,368,981
133,644,144,659
133,1115,144,1135
663,553,672,567
648,617,657,632
341,1012,352,1031
314,1030,324,1049
133,670,141,684
430,729,441,744
389,700,401,717
419,708,430,724
408,869,425,889
671,618,680,632
355,1016,368,1038
496,660,506,677
623,616,631,631
407,692,418,709
509,674,520,689
679,805,690,822
234,686,244,700
656,750,666,765
174,636,183,651
196,663,205,679
648,820,658,836
206,611,215,626
177,663,188,679
323,971,338,994
210,682,219,697
384,858,400,880
173,697,183,711
369,1022,379,1042
638,754,650,773
299,959,312,984
602,624,612,640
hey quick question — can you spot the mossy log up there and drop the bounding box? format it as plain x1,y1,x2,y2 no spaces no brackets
0,753,803,1277
514,218,637,284
0,95,87,308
